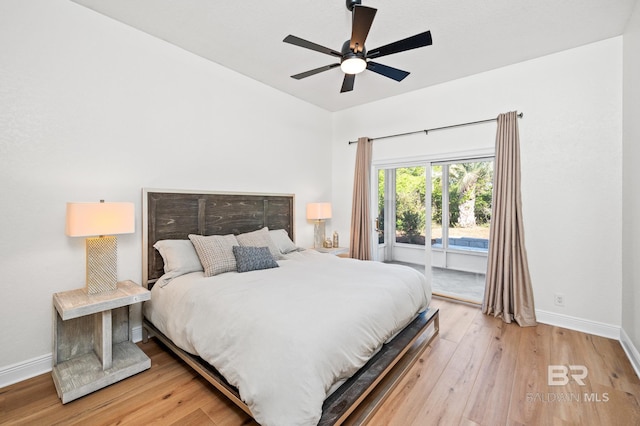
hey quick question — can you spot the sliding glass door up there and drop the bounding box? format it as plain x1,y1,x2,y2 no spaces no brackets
375,156,493,303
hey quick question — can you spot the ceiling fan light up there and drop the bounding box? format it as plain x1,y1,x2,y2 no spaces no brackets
341,57,367,74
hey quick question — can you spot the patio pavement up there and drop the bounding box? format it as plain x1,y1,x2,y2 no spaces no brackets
388,262,485,304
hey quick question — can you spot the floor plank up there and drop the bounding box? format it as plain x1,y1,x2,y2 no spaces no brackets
508,323,554,425
1,298,639,425
170,408,217,426
462,315,521,425
429,297,479,344
366,337,457,425
411,319,496,424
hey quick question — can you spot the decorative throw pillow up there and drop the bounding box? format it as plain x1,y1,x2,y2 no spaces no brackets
153,239,203,286
232,245,279,273
236,227,283,259
268,229,300,254
188,234,239,277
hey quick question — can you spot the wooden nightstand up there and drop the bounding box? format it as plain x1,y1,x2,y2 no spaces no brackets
51,280,151,404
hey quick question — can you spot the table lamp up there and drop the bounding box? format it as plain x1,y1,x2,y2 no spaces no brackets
306,202,332,249
66,200,135,294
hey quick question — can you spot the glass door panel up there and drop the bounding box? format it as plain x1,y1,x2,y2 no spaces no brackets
446,161,493,252
395,166,426,246
430,158,493,304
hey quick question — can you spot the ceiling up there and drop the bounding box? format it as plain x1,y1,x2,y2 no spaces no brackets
70,0,636,112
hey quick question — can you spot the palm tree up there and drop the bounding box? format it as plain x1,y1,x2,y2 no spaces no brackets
449,162,492,228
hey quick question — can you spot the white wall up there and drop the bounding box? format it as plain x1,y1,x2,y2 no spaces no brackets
622,0,640,374
0,0,331,377
332,38,623,332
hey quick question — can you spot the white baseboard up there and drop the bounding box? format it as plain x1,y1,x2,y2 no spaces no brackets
0,353,52,389
0,326,145,389
535,309,620,340
620,328,640,380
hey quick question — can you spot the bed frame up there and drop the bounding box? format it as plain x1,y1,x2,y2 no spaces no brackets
141,188,439,425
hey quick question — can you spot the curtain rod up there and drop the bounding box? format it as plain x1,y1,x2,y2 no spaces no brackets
347,112,524,145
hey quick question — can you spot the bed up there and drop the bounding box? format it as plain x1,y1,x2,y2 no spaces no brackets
141,189,439,425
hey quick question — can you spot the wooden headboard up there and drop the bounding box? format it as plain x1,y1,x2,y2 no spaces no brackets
142,189,295,287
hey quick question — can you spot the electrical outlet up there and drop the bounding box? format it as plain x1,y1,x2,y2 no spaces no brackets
554,293,564,307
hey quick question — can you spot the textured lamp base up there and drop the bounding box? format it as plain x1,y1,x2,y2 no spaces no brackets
86,236,118,294
313,220,326,249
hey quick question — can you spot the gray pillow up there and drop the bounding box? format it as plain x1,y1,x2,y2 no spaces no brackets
236,227,282,259
232,245,279,273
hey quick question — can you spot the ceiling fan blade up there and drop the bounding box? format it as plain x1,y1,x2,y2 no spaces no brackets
350,6,377,52
367,61,410,81
367,31,432,59
291,63,341,80
283,35,342,57
340,74,355,93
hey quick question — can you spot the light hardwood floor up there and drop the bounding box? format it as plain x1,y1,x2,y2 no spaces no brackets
2,298,639,425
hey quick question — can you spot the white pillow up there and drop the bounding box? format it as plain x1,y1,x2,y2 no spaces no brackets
236,227,283,260
268,229,299,254
189,234,239,277
153,240,203,286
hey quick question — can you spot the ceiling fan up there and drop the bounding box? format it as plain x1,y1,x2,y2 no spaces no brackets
283,0,432,93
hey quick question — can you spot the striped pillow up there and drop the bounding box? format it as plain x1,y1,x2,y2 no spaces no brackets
188,234,239,277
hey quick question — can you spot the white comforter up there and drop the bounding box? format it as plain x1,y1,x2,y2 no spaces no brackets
145,250,430,426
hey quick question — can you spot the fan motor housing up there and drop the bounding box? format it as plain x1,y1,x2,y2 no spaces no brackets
341,39,366,60
346,0,362,12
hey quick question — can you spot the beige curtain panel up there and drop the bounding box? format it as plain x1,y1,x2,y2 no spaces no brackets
483,111,537,327
349,137,372,260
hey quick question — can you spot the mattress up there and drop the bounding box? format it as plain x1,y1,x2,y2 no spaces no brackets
144,250,431,426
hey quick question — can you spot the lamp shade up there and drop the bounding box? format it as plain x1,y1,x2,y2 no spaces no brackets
66,202,135,237
306,202,332,220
